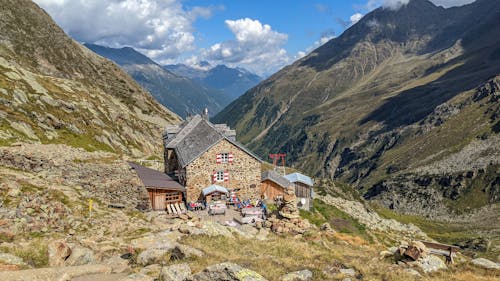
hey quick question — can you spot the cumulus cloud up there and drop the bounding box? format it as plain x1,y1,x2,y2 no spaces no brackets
33,0,219,61
295,30,335,60
350,13,364,25
200,18,289,76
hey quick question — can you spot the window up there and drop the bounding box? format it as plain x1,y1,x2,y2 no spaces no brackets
220,153,229,163
216,171,224,182
216,152,234,164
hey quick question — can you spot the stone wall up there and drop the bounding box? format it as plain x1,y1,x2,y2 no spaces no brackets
185,139,261,202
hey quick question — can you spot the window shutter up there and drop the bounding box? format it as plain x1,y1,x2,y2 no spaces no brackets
216,153,222,164
224,170,229,182
228,152,234,163
212,171,217,183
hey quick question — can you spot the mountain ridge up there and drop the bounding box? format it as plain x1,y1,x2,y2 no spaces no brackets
214,0,500,219
0,0,179,156
84,43,231,118
164,62,262,101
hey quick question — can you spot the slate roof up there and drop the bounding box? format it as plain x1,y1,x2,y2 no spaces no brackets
128,162,185,191
165,115,262,168
202,185,229,196
261,170,291,188
284,172,314,186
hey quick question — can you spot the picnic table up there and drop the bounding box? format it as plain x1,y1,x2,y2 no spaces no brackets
208,202,227,215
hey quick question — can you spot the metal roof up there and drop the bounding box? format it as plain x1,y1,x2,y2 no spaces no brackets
284,172,314,186
128,162,185,191
261,170,291,188
164,115,262,167
202,185,229,196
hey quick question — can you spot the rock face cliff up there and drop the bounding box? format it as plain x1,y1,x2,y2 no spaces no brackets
214,0,500,217
0,0,180,156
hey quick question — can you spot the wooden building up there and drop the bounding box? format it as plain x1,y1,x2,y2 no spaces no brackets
260,170,291,201
163,114,262,202
129,162,185,211
284,172,314,210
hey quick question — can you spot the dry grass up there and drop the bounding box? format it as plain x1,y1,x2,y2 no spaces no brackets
179,232,499,281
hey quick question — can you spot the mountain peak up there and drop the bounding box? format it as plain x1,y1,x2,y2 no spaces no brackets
84,43,155,66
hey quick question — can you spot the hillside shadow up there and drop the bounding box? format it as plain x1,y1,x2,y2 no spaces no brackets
359,43,500,130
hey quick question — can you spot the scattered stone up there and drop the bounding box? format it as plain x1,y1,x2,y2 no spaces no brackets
171,245,204,260
137,248,171,266
471,258,500,270
339,268,356,276
280,269,313,281
104,255,130,273
65,246,95,266
413,255,447,273
160,263,191,281
140,264,162,276
188,262,267,281
0,253,27,268
0,264,112,281
404,241,429,260
178,225,191,235
320,223,334,232
48,240,72,267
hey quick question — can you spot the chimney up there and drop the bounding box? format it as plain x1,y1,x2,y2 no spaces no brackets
202,108,209,120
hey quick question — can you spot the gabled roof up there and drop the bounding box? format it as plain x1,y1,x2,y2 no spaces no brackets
165,115,262,167
128,162,185,191
261,170,291,188
284,172,314,186
202,185,229,196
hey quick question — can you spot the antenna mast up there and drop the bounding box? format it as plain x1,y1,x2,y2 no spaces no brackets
269,153,286,175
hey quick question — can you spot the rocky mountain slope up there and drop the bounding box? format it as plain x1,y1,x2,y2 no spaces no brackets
0,0,180,157
165,63,262,100
85,44,230,118
214,0,500,218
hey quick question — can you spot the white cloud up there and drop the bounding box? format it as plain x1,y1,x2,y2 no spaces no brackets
350,13,364,25
200,18,289,76
33,0,218,61
295,31,335,60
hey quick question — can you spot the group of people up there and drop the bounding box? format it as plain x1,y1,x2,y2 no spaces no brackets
187,195,268,217
187,201,205,211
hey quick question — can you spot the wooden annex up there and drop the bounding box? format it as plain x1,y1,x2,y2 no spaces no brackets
260,170,291,201
129,162,185,211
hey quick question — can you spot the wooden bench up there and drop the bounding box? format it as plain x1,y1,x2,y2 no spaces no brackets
419,241,460,264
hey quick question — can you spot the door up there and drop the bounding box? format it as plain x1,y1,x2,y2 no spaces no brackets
154,192,166,210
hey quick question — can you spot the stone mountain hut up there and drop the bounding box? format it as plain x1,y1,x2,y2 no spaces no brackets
163,114,262,203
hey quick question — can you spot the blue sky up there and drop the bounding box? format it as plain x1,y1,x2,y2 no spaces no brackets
34,0,476,76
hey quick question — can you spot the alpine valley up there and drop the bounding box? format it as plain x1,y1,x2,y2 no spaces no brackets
0,0,499,280
214,0,500,220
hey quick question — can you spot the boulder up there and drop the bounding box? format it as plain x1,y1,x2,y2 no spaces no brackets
104,255,130,273
160,263,192,281
0,253,27,267
137,248,170,266
48,240,72,266
171,245,204,260
65,246,95,266
413,255,447,273
188,262,267,281
280,269,313,281
471,258,500,270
